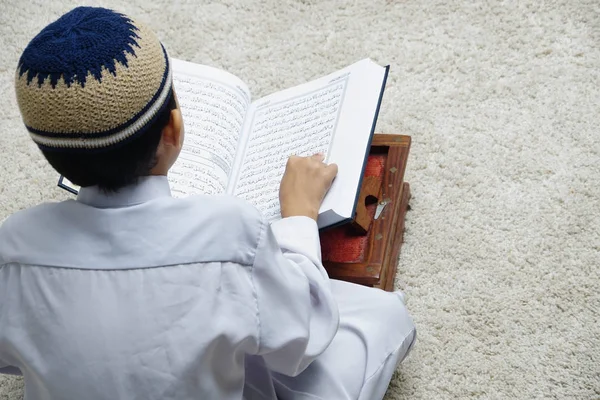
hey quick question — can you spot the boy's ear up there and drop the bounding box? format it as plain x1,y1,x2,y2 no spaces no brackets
161,108,183,148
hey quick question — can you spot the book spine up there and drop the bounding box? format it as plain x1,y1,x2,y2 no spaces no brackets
347,65,390,224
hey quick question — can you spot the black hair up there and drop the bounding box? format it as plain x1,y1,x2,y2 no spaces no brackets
41,89,178,193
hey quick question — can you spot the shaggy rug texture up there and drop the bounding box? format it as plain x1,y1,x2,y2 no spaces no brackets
1,0,599,399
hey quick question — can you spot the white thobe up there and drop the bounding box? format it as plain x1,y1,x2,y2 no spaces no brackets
0,176,415,400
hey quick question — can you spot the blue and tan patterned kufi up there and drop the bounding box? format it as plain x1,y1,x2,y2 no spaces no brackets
14,6,172,150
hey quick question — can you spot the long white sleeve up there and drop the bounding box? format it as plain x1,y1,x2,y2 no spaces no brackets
251,216,339,377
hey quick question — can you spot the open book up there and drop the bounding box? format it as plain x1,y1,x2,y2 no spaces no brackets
59,58,389,228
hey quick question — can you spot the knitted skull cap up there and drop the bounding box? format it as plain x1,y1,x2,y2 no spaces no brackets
14,6,172,150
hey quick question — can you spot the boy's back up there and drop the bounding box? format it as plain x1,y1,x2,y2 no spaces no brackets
0,178,339,399
1,7,416,400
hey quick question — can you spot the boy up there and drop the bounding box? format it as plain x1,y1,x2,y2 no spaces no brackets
0,6,415,400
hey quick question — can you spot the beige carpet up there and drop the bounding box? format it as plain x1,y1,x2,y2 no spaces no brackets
1,0,599,399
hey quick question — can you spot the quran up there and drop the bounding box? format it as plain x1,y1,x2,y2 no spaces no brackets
58,58,389,228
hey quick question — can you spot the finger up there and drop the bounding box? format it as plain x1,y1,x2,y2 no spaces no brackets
311,153,325,162
323,163,338,183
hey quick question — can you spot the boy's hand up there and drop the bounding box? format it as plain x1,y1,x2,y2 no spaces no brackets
279,154,338,221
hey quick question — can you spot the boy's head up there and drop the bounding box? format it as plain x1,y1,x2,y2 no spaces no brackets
14,6,184,192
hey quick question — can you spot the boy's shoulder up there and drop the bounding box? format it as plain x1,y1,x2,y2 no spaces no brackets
175,193,265,227
0,195,270,269
0,202,72,265
173,193,268,246
0,201,66,234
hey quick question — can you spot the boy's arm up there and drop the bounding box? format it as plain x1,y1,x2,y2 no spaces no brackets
251,215,339,377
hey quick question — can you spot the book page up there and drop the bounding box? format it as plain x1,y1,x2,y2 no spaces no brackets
170,59,251,197
232,78,348,220
231,59,387,226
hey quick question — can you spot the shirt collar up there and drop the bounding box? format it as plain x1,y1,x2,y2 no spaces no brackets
77,175,172,208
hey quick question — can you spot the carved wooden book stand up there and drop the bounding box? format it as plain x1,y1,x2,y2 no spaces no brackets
320,134,411,291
